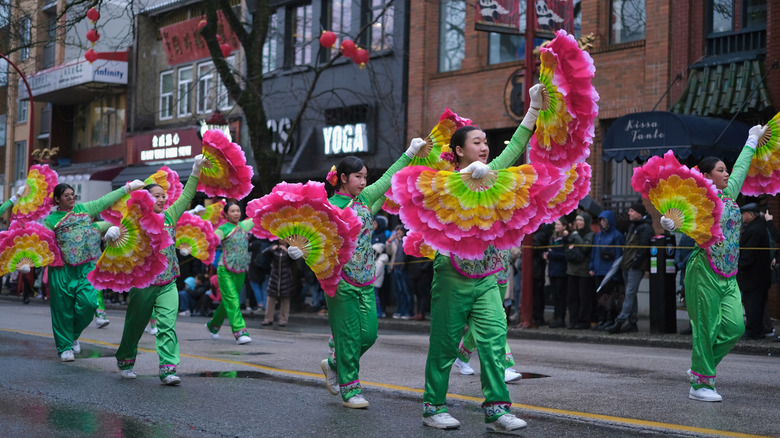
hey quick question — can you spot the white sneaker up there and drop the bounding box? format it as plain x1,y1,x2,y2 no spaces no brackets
505,368,522,383
60,350,75,362
453,358,475,375
423,413,461,429
342,394,369,409
178,310,190,317
120,369,137,379
320,359,339,395
95,316,110,328
71,340,81,354
205,323,219,339
162,375,181,386
487,414,527,432
149,327,158,336
236,335,252,345
689,386,722,402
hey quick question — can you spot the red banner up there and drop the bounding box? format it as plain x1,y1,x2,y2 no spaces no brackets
534,0,574,35
475,0,522,34
160,12,240,65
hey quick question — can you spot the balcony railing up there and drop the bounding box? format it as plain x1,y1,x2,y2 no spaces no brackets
706,29,766,57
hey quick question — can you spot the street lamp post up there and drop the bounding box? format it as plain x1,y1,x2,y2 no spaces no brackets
520,0,537,329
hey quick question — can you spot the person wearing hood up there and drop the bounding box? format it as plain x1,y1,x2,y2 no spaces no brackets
564,211,594,329
589,210,625,329
372,215,390,245
607,201,653,334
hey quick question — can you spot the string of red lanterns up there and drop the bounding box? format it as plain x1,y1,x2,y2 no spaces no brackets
320,31,370,69
84,7,100,63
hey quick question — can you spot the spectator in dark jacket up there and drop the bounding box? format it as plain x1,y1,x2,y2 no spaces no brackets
263,242,297,327
565,212,594,329
532,225,552,326
545,218,569,328
737,203,772,339
608,201,654,334
589,210,625,329
248,237,272,311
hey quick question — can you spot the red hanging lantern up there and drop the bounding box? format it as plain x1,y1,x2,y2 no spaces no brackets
353,48,369,69
319,30,337,49
86,28,100,45
220,43,232,58
197,19,207,32
85,49,98,63
87,7,100,23
216,34,223,44
340,39,356,58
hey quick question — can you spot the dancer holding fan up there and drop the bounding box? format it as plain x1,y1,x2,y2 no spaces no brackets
657,125,766,402
205,201,254,344
0,186,26,216
44,180,145,362
284,140,424,409
109,155,206,385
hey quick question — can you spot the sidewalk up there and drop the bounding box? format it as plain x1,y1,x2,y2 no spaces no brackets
3,292,778,356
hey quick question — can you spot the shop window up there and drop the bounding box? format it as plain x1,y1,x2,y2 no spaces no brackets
216,56,235,111
365,0,394,52
15,141,26,181
178,66,193,117
197,62,214,114
263,11,279,73
159,71,173,120
73,95,126,149
742,0,766,30
19,16,30,60
17,99,27,123
439,0,465,73
285,2,313,67
488,33,523,65
610,0,645,44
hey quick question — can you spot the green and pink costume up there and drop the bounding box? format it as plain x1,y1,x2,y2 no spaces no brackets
207,219,253,340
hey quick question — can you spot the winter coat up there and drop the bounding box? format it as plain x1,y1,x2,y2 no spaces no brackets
248,237,272,283
547,233,568,278
373,252,389,288
565,212,594,277
737,215,772,293
264,245,297,298
621,214,654,272
589,210,625,276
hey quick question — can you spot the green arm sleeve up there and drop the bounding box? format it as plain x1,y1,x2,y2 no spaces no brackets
76,186,129,218
0,199,13,216
489,125,533,171
370,197,385,214
725,145,756,198
91,221,111,234
215,228,226,240
165,174,200,224
360,153,412,206
239,218,253,232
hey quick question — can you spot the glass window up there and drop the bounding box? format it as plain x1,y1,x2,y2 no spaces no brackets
709,0,734,34
290,3,313,66
15,141,26,181
610,0,646,44
19,16,31,60
573,0,582,39
368,0,394,52
0,115,6,147
73,95,126,149
177,66,193,117
331,0,352,36
439,0,466,73
262,12,279,73
216,56,235,111
159,71,173,120
197,62,214,114
0,2,9,28
743,0,766,30
488,33,523,65
0,60,6,86
17,99,27,123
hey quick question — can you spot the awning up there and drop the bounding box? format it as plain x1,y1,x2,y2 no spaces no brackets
602,111,751,162
671,58,773,117
53,163,124,181
111,162,193,189
19,54,128,105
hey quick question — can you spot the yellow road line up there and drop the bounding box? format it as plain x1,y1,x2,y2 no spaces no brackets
2,328,771,438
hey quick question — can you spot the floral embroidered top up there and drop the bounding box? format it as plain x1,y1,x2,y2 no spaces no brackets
700,145,755,278
494,249,512,285
216,219,253,273
44,186,129,266
440,124,533,279
329,153,412,287
153,173,200,286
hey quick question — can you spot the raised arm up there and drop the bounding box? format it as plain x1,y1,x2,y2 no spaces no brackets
489,84,543,170
166,172,200,224
726,125,764,198
360,153,412,207
78,185,134,218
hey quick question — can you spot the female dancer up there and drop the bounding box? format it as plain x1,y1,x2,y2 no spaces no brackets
0,185,25,215
661,125,765,402
421,84,542,431
111,155,205,384
287,139,424,408
44,180,145,361
205,202,253,344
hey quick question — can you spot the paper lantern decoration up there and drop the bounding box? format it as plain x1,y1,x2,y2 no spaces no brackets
87,7,100,23
198,19,207,32
353,48,369,69
220,43,232,58
320,31,337,48
340,39,357,58
86,29,100,45
85,49,98,63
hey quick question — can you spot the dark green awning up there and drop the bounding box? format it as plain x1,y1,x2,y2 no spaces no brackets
671,59,773,117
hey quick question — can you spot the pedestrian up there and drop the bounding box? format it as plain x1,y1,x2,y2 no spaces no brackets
287,138,424,408
44,179,145,362
660,124,765,401
606,201,652,334
387,225,413,319
262,241,296,327
589,210,625,329
372,243,389,318
736,202,771,340
545,217,569,328
420,83,542,431
248,236,272,311
205,202,254,344
532,226,551,326
564,211,594,329
407,253,433,321
111,154,205,385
